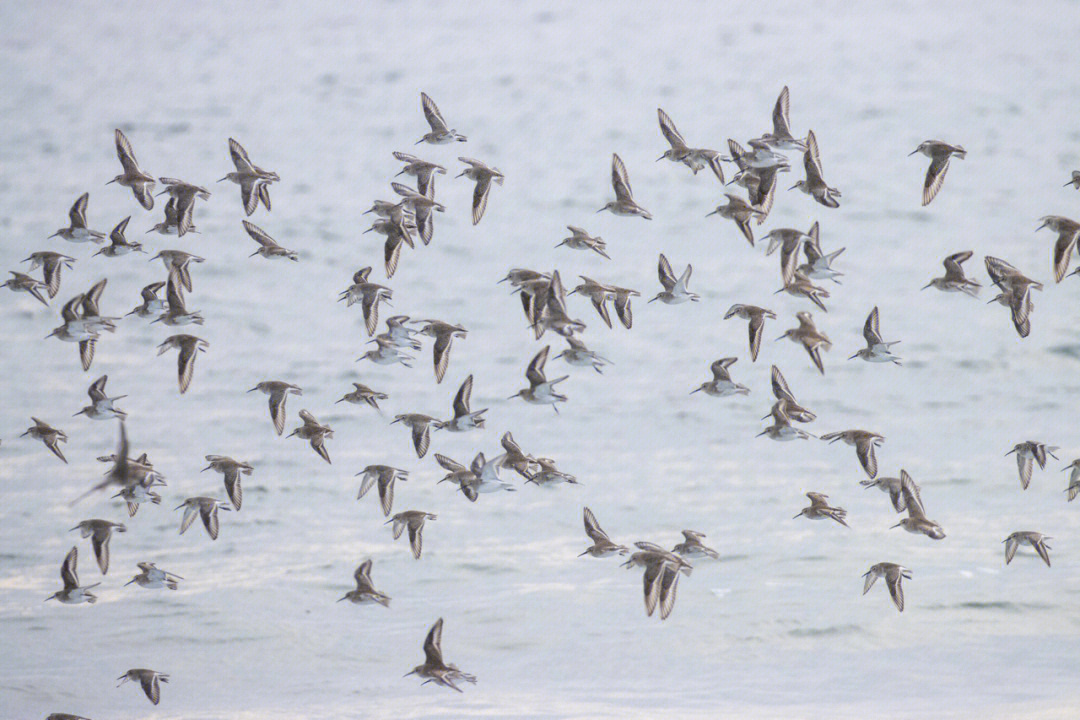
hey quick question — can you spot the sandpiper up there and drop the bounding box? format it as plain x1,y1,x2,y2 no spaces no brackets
357,465,408,516
113,481,162,518
117,669,169,705
108,129,156,209
1035,215,1080,282
777,269,830,312
156,334,208,394
1063,459,1080,501
923,251,981,296
443,374,487,431
388,511,437,559
820,430,883,478
457,157,504,225
622,544,692,620
439,452,517,500
417,92,467,144
794,493,848,527
656,108,726,182
724,304,776,361
862,563,911,612
1066,171,1080,189
861,473,919,513
910,140,965,206
150,250,204,292
691,357,749,397
797,222,844,283
94,217,144,257
706,192,764,245
985,256,1042,338
850,306,901,364
763,226,813,285
339,280,391,336
156,178,210,236
46,547,99,604
730,138,789,170
1004,531,1052,567
202,455,253,510
248,381,302,436
791,130,841,208
889,471,944,539
337,382,387,411
125,562,182,590
554,335,611,374
499,431,538,479
339,559,390,606
415,320,467,383
391,413,442,458
769,365,816,422
727,163,786,225
46,294,101,372
23,251,74,298
22,417,68,463
510,345,569,412
2,271,49,306
531,271,586,339
243,220,298,261
755,86,808,151
556,226,609,259
598,153,651,219
391,181,442,245
220,138,279,215
580,507,628,557
406,617,476,692
146,197,197,235
650,253,700,304
176,497,231,540
73,375,127,420
672,530,720,558
288,410,333,464
71,519,126,575
153,273,203,326
49,193,105,243
1006,441,1059,490
393,151,446,196
757,399,814,441
610,285,639,328
569,276,615,327
358,336,414,367
70,278,119,335
778,311,831,375
525,457,577,487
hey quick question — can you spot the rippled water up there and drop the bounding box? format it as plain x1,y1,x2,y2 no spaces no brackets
3,1,1080,718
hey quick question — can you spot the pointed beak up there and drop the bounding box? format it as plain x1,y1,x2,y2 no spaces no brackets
921,282,932,290
105,178,116,185
595,208,604,213
890,522,902,529
908,149,919,156
848,353,858,360
705,209,718,216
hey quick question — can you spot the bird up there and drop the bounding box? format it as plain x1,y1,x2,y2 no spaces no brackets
556,226,609,259
672,530,720,558
287,410,333,464
437,452,516,500
456,157,504,224
49,193,105,243
580,507,628,557
797,222,844,283
336,382,388,411
117,669,169,706
1006,441,1059,490
73,375,127,420
243,220,298,261
568,278,614,328
220,138,279,215
156,178,211,236
358,335,414,367
338,559,390,606
889,471,945,539
417,92,467,144
405,617,476,692
46,294,103,371
554,335,611,374
93,217,144,257
860,473,919,513
202,455,253,510
530,270,587,338
724,304,776,361
706,193,764,244
655,108,726,181
356,465,408,516
1004,531,1052,568
175,497,231,540
763,226,814,285
45,547,99,604
22,251,74,298
150,249,204,293
21,417,68,463
154,271,204,326
248,381,303,435
146,196,197,235
524,456,577,487
108,129,156,209
794,493,848,527
754,86,808,151
820,430,884,478
387,511,437,559
391,413,442,458
777,270,830,312
850,306,901,364
156,334,208,394
391,181,442,246
2,271,50,306
339,279,392,336
414,320,467,383
650,253,700,304
1063,460,1080,501
791,130,840,208
393,151,446,195
510,345,569,411
778,311,831,374
690,357,749,397
922,251,981,296
757,399,815,441
443,374,487,432
125,562,182,590
1065,171,1080,189
769,365,816,422
70,519,126,575
862,563,911,612
1035,215,1080,282
598,153,651,219
622,545,692,620
498,431,538,480
910,140,965,205
985,256,1043,338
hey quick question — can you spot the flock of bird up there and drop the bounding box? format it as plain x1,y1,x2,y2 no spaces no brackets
7,86,1080,717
